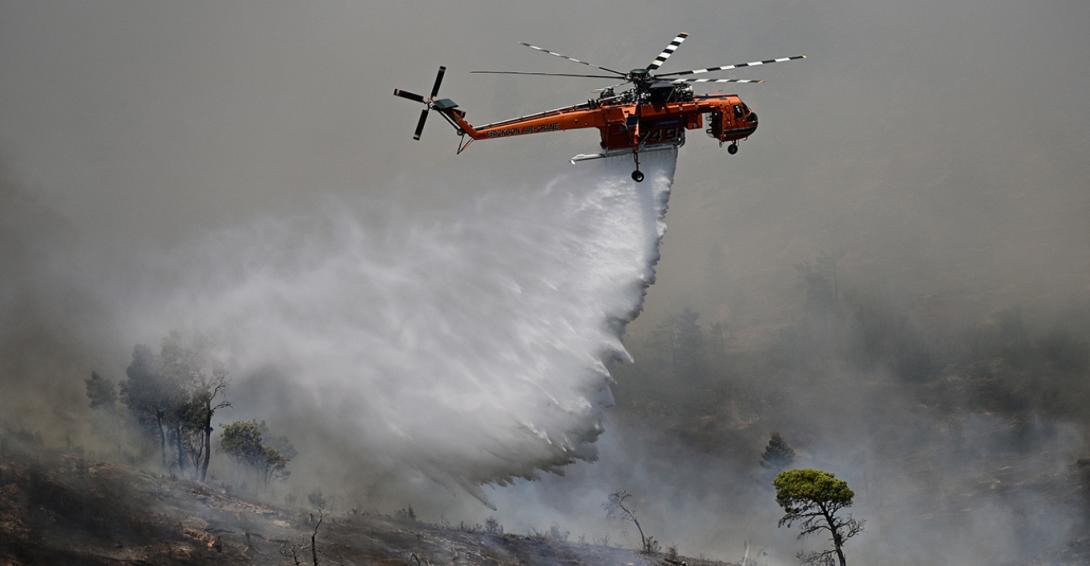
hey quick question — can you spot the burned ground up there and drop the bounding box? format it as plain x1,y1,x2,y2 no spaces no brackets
0,445,737,566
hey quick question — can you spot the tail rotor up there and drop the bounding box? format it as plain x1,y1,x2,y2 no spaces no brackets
393,66,447,141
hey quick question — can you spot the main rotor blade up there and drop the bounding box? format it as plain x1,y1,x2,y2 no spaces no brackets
646,32,688,71
593,81,631,92
518,42,626,76
393,89,426,103
672,78,765,84
656,55,806,77
430,66,446,98
413,108,429,141
471,70,622,79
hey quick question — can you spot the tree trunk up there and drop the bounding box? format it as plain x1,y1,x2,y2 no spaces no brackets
199,409,212,481
311,511,323,566
155,412,166,468
199,426,211,481
631,515,647,552
833,532,846,566
175,423,186,472
821,506,847,566
115,410,122,460
192,436,204,476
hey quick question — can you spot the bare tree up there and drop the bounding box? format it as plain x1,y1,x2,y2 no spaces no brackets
311,507,325,566
279,541,304,566
281,505,326,566
604,490,656,554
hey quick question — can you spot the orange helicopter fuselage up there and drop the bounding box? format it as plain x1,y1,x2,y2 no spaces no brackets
440,94,757,151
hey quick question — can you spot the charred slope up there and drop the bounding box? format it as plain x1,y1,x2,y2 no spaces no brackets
0,448,730,566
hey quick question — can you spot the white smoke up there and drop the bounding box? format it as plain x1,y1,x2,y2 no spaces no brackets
114,150,677,496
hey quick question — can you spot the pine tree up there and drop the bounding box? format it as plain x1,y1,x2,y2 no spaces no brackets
760,432,796,470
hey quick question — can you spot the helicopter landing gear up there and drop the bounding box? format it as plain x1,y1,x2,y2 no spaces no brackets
631,170,645,182
631,146,644,183
727,142,739,155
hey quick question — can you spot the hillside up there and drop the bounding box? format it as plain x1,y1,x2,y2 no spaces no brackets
0,447,732,566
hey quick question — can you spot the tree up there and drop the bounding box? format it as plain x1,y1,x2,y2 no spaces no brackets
760,432,796,471
259,422,297,482
184,370,230,481
220,420,295,487
86,371,122,457
261,446,290,485
604,490,656,554
85,371,117,409
159,332,211,474
221,420,263,469
311,507,324,566
120,344,183,467
120,334,229,477
773,469,863,566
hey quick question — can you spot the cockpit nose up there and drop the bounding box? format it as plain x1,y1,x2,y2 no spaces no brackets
737,102,757,125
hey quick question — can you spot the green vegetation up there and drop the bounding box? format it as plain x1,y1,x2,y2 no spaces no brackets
773,468,863,566
220,419,296,486
760,432,796,471
84,332,295,492
116,334,231,479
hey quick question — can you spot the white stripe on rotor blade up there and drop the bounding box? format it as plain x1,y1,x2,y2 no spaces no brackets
522,43,590,65
676,55,806,75
648,33,687,70
674,78,762,84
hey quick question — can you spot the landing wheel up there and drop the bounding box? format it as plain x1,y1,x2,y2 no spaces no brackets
727,142,739,155
631,170,645,183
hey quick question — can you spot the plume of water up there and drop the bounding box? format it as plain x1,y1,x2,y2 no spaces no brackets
119,150,677,497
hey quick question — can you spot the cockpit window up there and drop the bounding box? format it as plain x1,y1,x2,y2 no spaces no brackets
733,104,744,118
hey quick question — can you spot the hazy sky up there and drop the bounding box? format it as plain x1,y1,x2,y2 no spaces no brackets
3,0,1087,338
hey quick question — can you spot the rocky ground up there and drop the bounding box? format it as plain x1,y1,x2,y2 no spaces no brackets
0,447,734,566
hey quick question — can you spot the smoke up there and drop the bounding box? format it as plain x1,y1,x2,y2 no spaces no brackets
4,1,1087,562
49,150,672,499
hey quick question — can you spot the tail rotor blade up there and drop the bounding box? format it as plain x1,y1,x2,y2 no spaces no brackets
413,108,430,140
394,89,426,103
430,66,446,98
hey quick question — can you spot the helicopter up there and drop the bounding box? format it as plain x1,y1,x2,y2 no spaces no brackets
393,33,804,182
